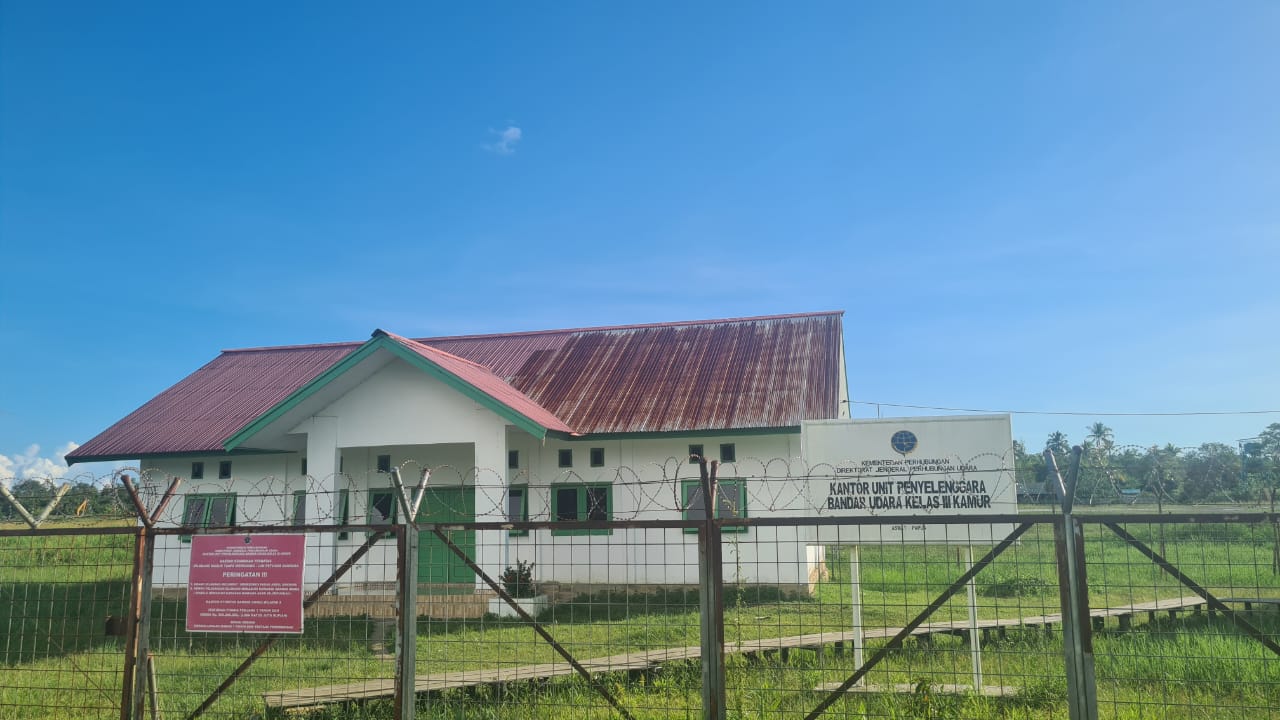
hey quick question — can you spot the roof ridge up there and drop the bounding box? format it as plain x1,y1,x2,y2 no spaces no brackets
416,310,844,342
218,311,842,353
377,330,495,373
223,340,363,354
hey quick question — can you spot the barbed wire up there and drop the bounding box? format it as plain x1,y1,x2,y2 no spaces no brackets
6,443,1274,528
2,452,1020,524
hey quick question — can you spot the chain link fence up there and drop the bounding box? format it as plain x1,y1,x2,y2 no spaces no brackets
3,462,1279,719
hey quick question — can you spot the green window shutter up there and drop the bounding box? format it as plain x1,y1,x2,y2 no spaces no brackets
179,493,237,541
681,480,747,534
550,483,613,536
180,495,207,543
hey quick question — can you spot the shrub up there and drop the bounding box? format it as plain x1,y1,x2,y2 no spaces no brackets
500,560,537,598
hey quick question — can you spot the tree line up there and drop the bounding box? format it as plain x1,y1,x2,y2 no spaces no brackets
1015,422,1280,505
0,479,128,520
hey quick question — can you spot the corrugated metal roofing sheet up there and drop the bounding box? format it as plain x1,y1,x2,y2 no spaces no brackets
68,312,844,461
69,344,357,460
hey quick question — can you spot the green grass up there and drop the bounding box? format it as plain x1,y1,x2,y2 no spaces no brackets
2,519,1279,719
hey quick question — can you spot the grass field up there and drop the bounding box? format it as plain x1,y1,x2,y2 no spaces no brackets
2,517,1279,719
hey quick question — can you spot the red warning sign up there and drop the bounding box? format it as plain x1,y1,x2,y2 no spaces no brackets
186,534,305,633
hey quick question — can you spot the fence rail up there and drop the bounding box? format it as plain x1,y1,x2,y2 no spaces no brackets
3,469,1279,720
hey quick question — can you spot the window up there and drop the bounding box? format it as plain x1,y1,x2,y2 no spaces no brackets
719,443,736,463
558,449,573,468
300,457,308,476
688,444,704,463
590,447,605,467
180,493,236,542
681,479,747,533
550,483,612,535
554,487,578,520
368,488,397,531
508,450,520,470
585,486,609,521
507,484,529,536
376,454,392,474
218,461,232,480
190,462,204,480
291,490,306,525
337,489,350,540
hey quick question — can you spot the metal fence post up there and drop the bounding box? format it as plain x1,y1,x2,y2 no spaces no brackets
121,527,145,720
395,527,417,720
119,474,176,720
392,469,429,720
131,528,157,720
1047,447,1098,720
694,456,727,720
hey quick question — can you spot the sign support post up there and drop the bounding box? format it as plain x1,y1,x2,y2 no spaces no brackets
965,545,983,691
802,417,1017,697
848,545,864,676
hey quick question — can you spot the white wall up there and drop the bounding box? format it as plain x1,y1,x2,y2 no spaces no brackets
501,432,816,588
317,358,510,448
141,355,821,591
142,453,295,588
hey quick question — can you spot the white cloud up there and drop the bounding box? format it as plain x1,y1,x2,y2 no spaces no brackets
484,125,522,155
0,442,78,483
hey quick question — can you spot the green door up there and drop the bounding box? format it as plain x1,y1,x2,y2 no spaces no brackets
417,487,476,584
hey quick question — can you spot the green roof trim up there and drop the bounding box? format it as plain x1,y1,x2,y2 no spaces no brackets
223,333,552,451
66,448,290,466
544,425,801,442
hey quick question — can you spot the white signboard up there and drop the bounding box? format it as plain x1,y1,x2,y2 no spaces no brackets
801,415,1017,544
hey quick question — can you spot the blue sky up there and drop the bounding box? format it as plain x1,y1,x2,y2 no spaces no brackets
2,2,1278,480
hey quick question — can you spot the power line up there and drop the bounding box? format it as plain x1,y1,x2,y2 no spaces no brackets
848,401,1280,418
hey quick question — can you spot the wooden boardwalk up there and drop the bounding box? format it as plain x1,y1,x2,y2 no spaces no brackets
814,682,1021,698
263,595,1217,711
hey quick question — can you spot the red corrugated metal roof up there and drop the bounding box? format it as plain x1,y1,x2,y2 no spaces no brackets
68,312,844,462
427,312,844,433
69,344,358,461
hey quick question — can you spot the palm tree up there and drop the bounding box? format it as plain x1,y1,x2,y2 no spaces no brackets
1084,422,1117,504
1086,422,1114,454
1045,432,1070,456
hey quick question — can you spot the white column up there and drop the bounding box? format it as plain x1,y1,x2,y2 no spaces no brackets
303,416,340,588
472,421,509,590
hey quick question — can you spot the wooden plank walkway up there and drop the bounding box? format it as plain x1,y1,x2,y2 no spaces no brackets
263,595,1215,711
815,682,1021,698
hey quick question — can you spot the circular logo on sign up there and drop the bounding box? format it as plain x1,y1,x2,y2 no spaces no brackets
891,430,918,456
